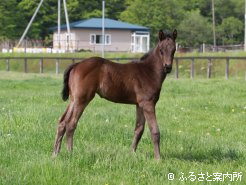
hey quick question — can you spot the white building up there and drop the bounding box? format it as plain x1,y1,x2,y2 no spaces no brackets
51,18,150,53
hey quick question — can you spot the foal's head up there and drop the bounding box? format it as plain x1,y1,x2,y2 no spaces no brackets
157,29,177,73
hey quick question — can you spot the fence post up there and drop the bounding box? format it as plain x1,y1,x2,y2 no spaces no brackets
39,58,43,73
207,58,212,79
225,58,229,80
175,58,179,79
6,59,10,71
56,59,59,74
190,58,194,79
24,58,27,73
72,58,75,64
202,43,205,53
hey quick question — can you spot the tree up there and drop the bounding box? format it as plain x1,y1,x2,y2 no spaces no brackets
16,0,57,39
0,0,22,39
106,0,128,20
65,0,127,20
217,17,243,45
0,0,245,47
120,0,185,46
177,10,212,47
198,0,244,24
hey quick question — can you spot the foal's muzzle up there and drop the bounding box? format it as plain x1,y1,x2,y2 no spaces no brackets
164,64,172,73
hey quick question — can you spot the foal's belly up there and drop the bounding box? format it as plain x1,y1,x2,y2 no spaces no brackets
97,80,137,104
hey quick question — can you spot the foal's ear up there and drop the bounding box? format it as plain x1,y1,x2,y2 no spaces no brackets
173,29,177,40
159,30,165,41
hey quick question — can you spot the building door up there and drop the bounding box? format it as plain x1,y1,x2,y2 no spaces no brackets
135,36,141,52
141,36,148,53
131,32,149,53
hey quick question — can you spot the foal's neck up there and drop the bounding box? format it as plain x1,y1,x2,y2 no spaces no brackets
144,47,163,71
142,47,166,83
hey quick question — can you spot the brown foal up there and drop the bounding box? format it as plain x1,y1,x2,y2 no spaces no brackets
52,30,177,159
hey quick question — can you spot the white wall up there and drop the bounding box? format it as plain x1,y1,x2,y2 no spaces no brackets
53,29,133,52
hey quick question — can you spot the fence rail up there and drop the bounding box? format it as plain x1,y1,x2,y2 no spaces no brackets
1,56,246,79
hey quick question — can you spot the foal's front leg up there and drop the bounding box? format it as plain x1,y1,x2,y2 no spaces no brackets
142,102,160,159
131,105,146,152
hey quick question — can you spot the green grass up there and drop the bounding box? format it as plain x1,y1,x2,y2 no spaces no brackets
0,72,246,184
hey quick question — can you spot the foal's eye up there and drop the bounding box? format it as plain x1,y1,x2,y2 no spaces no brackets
160,49,164,55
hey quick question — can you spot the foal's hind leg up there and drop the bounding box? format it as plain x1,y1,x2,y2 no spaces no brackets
52,96,92,158
52,105,73,158
131,105,145,152
65,98,90,152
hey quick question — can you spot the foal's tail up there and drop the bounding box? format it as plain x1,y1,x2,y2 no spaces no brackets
62,63,77,101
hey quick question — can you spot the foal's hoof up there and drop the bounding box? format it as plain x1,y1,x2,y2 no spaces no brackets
155,155,161,161
51,152,58,160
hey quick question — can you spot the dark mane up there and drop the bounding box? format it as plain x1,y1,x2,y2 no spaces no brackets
162,29,175,39
165,33,173,39
139,32,173,62
140,49,153,61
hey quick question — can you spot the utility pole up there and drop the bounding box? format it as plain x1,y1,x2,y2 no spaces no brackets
17,0,70,52
244,0,246,51
212,0,216,51
102,0,105,58
17,0,44,47
63,0,71,51
58,0,61,49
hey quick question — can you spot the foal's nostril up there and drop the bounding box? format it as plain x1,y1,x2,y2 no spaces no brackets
165,64,172,73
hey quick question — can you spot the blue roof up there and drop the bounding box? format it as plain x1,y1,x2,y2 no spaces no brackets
51,18,149,32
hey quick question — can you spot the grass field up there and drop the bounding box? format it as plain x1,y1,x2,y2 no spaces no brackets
0,71,246,184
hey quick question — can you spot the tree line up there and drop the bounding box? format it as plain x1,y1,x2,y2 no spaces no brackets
0,0,244,47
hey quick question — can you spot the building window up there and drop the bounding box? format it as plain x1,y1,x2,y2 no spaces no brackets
90,34,111,45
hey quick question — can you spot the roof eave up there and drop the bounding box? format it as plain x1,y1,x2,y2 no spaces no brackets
52,27,149,32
